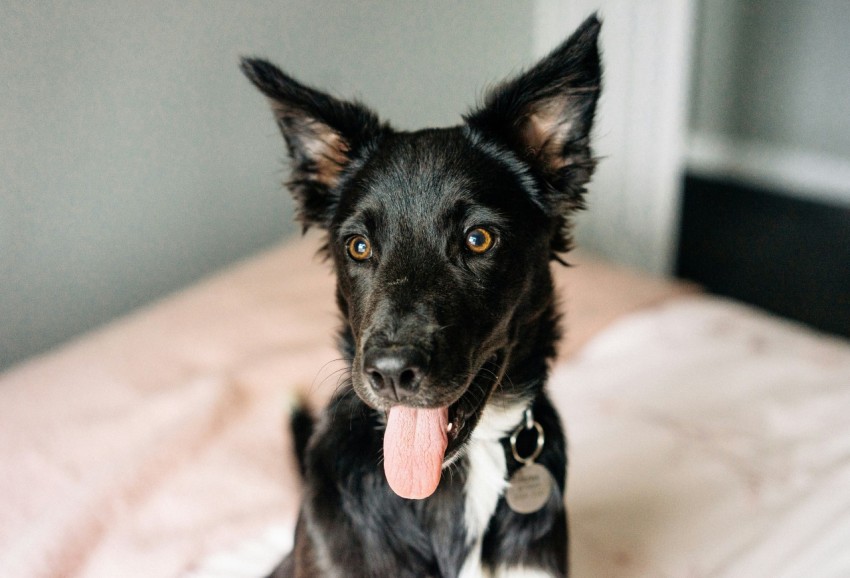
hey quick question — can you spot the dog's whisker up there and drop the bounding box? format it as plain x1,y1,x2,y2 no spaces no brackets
311,370,350,396
329,369,353,392
307,358,350,394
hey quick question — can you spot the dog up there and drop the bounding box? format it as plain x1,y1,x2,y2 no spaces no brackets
241,14,601,577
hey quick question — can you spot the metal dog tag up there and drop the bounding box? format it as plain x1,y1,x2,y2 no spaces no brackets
506,462,553,514
505,410,553,514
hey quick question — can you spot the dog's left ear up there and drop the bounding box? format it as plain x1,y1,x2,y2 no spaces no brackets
241,58,387,230
465,14,602,253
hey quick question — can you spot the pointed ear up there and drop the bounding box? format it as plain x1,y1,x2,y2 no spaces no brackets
241,58,387,229
465,14,602,225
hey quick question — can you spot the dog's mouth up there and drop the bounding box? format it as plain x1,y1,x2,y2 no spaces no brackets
381,358,498,500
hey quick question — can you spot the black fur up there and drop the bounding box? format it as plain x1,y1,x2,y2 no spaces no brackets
288,402,313,478
241,14,601,577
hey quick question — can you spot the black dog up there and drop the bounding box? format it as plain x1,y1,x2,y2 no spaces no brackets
241,14,601,577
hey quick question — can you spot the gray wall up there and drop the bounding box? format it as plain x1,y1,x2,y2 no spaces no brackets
690,0,850,162
1,1,534,369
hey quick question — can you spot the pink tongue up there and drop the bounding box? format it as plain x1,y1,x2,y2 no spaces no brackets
383,406,448,499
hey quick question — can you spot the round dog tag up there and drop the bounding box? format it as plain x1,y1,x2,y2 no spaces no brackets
505,462,553,514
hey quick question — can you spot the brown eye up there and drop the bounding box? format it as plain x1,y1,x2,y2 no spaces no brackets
347,235,372,261
465,227,494,254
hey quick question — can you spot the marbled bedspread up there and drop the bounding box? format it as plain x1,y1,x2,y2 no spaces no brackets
3,234,847,577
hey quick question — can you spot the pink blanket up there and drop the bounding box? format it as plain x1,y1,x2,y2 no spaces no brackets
0,234,692,577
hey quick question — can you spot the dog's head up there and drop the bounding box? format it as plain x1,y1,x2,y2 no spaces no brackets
243,15,601,498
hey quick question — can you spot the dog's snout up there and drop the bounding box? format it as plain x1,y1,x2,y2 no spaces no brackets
363,347,427,402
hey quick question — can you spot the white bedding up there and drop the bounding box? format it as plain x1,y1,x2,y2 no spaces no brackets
557,297,850,578
5,235,847,577
192,295,850,578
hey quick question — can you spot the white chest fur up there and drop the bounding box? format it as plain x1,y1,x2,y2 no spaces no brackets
457,401,529,578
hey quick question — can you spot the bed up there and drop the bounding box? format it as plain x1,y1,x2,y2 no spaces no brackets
2,233,849,578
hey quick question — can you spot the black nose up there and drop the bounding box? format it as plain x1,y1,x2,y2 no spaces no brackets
363,347,427,402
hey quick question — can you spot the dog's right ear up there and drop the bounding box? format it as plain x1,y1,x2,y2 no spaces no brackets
241,58,387,230
464,15,601,256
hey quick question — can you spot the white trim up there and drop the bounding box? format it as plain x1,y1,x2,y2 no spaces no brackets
687,132,850,206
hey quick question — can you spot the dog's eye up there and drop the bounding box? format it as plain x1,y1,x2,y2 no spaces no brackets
465,227,494,254
346,235,372,261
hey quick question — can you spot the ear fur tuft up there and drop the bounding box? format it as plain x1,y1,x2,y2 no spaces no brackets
240,58,388,229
